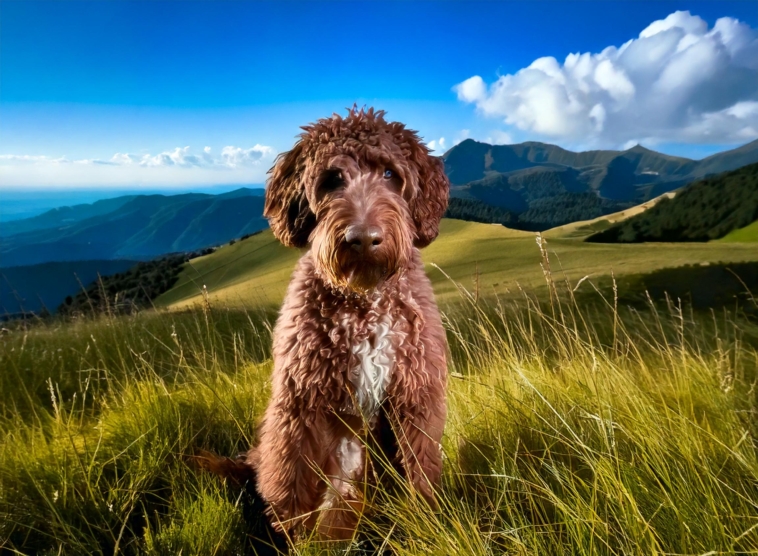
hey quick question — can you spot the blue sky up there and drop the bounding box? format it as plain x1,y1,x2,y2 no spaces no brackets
1,0,757,189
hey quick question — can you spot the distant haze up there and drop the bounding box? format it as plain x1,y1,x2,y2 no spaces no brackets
0,185,264,223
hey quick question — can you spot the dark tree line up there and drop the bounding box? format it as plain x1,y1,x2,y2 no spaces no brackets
57,230,267,317
57,249,213,316
444,198,517,226
587,163,758,243
517,193,630,230
445,195,630,231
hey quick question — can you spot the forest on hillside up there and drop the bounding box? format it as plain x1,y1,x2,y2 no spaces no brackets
517,193,628,230
445,194,629,231
444,198,517,226
587,163,758,243
57,253,193,316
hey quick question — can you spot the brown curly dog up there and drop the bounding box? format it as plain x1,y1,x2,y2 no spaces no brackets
205,107,449,541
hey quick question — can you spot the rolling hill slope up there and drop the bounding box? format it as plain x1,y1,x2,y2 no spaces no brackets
544,192,677,239
721,220,758,243
587,163,758,243
157,218,758,311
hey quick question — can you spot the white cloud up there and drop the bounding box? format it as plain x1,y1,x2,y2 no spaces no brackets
486,130,514,145
426,137,447,154
140,146,194,167
220,145,274,167
0,145,276,188
454,11,758,147
0,154,69,164
456,76,487,104
110,153,141,165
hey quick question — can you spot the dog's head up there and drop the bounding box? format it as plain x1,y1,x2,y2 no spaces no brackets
264,107,449,293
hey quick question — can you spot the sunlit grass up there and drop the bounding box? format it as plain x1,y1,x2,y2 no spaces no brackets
156,219,758,310
1,246,757,554
721,219,758,243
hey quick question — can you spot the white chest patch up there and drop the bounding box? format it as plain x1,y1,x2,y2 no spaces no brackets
349,315,394,418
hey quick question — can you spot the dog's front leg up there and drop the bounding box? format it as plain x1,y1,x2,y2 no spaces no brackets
388,304,448,505
392,389,446,505
252,400,324,534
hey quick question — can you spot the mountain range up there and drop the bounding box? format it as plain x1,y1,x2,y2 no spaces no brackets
2,138,757,316
0,188,267,268
443,138,758,229
4,139,757,269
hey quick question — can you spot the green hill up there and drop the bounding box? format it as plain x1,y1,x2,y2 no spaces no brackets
156,229,300,309
543,192,677,239
6,223,758,555
721,220,758,243
157,218,758,311
587,163,758,243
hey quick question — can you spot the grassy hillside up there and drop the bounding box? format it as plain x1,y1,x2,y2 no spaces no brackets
156,230,300,309
544,192,676,239
588,163,758,243
721,219,758,243
158,218,758,311
57,251,217,316
2,261,757,554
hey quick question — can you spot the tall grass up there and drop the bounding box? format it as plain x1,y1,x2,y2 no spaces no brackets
1,255,757,554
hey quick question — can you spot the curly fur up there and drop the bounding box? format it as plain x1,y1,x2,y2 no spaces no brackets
264,107,448,249
210,107,449,540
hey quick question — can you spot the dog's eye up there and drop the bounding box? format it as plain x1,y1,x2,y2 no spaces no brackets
319,170,344,195
383,169,394,180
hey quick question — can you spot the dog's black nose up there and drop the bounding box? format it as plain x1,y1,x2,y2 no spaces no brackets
345,225,383,255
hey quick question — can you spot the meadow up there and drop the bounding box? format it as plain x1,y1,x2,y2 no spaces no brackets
1,222,758,554
157,218,758,309
722,220,758,243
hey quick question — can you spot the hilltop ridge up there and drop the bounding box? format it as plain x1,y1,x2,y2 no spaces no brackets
442,138,758,229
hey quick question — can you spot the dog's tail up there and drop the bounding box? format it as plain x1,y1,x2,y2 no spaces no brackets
190,449,258,488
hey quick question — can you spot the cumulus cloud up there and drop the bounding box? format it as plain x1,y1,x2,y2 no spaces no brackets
0,145,276,188
486,130,514,145
220,145,274,167
426,137,447,153
0,154,69,164
101,145,275,169
454,11,758,146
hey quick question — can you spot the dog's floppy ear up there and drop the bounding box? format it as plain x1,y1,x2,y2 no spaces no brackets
264,141,316,248
408,146,450,248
